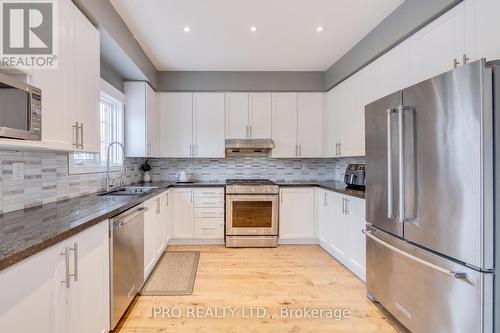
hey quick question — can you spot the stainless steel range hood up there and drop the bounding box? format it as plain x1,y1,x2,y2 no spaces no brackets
225,139,275,155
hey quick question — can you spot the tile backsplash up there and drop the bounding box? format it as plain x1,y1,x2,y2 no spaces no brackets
0,150,364,215
0,150,143,215
149,156,364,183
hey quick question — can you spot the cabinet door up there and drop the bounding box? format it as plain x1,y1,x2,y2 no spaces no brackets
329,193,350,262
154,196,165,257
162,190,172,246
146,85,160,157
379,40,410,98
72,3,100,153
249,93,272,139
193,93,225,158
271,93,298,158
339,74,363,157
279,188,315,239
172,189,194,238
314,188,329,244
143,198,157,277
30,0,73,151
471,0,500,61
297,93,323,157
0,244,62,333
159,93,193,157
347,197,366,281
68,222,109,333
226,93,249,139
408,3,465,85
324,88,342,157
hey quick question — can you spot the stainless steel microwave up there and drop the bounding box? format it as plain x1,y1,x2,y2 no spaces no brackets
0,72,42,140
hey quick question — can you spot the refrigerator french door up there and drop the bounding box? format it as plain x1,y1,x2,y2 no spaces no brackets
364,59,495,333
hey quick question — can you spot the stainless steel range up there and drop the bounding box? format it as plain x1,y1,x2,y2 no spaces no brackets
225,179,279,247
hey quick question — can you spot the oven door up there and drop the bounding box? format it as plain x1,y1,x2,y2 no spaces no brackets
226,194,278,236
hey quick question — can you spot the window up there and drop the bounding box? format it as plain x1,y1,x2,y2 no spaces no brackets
69,80,125,174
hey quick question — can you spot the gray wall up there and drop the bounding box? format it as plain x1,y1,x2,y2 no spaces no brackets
324,0,462,90
100,58,125,92
157,71,325,92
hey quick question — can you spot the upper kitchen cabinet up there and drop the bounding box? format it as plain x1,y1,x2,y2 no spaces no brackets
271,93,298,158
159,92,193,158
125,82,159,158
29,0,100,153
272,92,323,158
378,40,409,98
297,93,324,158
226,92,272,139
408,3,466,85
159,92,225,158
467,0,500,62
193,93,225,158
324,87,342,157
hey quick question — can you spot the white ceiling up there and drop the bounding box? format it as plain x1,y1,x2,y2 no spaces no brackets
110,0,404,71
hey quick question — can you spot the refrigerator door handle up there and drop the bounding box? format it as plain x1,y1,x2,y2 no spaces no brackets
397,105,415,223
387,109,397,219
362,229,467,280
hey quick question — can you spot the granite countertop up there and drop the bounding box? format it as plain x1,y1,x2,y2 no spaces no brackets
0,180,363,272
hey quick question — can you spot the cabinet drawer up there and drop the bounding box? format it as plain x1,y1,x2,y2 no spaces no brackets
194,218,224,238
194,208,224,218
194,188,224,198
194,197,224,208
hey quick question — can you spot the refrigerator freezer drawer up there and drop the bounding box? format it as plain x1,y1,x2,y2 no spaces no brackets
365,227,493,333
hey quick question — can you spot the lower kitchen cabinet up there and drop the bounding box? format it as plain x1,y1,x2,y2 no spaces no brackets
279,187,315,241
315,189,366,281
172,188,225,242
0,221,109,333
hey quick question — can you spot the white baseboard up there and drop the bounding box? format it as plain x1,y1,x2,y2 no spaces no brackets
169,238,224,245
278,238,318,244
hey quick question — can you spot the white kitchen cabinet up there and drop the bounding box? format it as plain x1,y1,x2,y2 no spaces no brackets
159,92,193,158
193,93,225,158
72,4,100,153
249,93,272,139
347,197,366,281
339,74,363,157
297,93,324,157
379,40,410,98
315,188,333,245
329,192,350,262
0,221,109,333
160,190,172,249
279,187,315,240
193,188,225,239
467,0,500,62
226,93,249,139
324,87,342,157
172,188,195,238
408,3,466,85
143,197,158,277
27,0,100,153
271,93,298,158
226,92,272,140
125,82,159,157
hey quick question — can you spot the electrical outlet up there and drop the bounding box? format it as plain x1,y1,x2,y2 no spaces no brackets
12,163,24,181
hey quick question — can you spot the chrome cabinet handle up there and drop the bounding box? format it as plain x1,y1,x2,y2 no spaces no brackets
72,122,79,148
387,109,397,219
345,198,349,215
324,192,327,206
79,123,84,149
298,145,301,157
61,247,70,288
156,198,161,214
462,54,469,65
338,142,341,156
363,229,467,280
166,193,169,206
249,126,252,138
69,243,78,282
453,58,460,68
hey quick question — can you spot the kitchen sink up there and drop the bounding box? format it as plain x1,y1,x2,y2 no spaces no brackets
100,186,158,196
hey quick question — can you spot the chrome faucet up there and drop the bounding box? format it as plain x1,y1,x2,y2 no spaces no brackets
105,141,126,192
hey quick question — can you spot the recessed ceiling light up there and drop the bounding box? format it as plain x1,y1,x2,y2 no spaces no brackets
250,26,257,32
316,26,324,32
183,26,190,32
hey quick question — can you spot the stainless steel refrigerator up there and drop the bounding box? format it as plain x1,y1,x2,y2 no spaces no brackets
364,59,497,333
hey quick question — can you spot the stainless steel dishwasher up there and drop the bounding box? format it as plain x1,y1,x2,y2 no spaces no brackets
110,204,147,330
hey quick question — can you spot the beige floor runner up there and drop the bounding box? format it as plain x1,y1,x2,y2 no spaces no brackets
141,251,200,296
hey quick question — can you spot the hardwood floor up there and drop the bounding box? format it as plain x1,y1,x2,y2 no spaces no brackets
115,245,406,333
